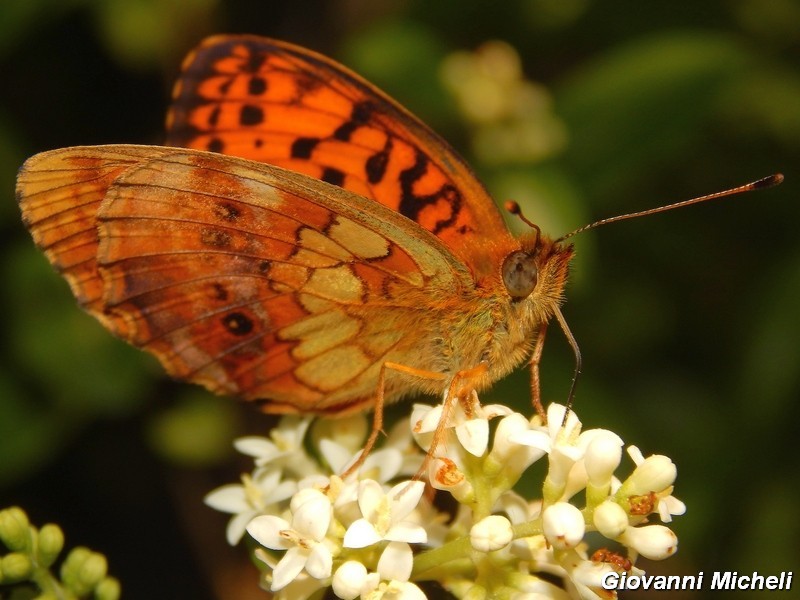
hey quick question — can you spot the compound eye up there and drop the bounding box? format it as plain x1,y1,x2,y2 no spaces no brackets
502,251,538,299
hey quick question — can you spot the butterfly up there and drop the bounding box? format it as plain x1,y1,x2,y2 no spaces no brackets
14,35,592,425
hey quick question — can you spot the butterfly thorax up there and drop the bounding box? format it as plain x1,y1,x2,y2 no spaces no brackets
394,233,574,398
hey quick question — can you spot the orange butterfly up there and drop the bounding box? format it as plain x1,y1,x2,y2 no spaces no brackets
17,35,571,422
17,36,777,434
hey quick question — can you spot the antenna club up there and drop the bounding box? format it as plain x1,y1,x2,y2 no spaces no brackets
754,173,784,189
505,200,540,233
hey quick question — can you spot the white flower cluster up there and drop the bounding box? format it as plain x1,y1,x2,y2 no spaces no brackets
205,399,685,599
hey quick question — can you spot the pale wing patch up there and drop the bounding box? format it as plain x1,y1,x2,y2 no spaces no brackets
303,265,363,302
297,293,336,313
241,174,290,209
291,247,342,268
280,310,360,359
298,227,352,262
328,216,390,259
294,345,370,392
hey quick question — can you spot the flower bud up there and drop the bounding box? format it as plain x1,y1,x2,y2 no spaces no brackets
593,501,629,539
332,561,367,600
584,431,623,488
94,576,121,600
542,502,585,549
1,552,32,581
0,507,30,552
37,524,64,567
60,546,98,595
78,552,108,588
622,455,676,497
62,550,107,596
617,524,678,560
470,515,513,552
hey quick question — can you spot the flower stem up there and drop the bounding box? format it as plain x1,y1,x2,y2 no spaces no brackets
412,534,473,576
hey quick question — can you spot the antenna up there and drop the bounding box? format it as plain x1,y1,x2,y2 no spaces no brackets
505,200,541,249
551,173,783,426
555,174,783,243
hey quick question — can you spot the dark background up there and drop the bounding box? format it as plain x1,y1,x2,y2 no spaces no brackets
1,1,798,598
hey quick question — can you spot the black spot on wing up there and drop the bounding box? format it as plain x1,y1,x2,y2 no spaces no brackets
222,312,254,336
248,76,267,95
291,137,320,159
240,105,264,126
321,167,346,187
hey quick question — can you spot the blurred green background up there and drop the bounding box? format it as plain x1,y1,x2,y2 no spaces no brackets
1,0,798,598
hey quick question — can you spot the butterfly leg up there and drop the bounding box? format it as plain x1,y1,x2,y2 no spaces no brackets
529,321,548,422
414,362,489,480
339,361,447,480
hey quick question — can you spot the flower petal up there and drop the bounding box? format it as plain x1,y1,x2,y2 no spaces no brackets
234,436,278,458
362,448,403,482
226,510,256,545
204,484,248,513
318,439,352,474
388,480,425,522
271,546,308,591
456,418,489,456
343,518,381,548
509,429,552,453
377,541,413,581
547,403,581,438
386,521,428,544
246,515,292,549
357,479,385,521
305,543,333,580
292,491,331,540
658,495,686,522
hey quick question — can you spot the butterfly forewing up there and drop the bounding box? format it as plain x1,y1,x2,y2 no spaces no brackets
166,35,514,277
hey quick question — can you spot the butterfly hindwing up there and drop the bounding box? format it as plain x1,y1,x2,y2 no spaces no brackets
17,145,474,412
15,145,178,323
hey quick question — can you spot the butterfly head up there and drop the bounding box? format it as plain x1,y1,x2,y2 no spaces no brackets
502,201,574,316
504,230,573,296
